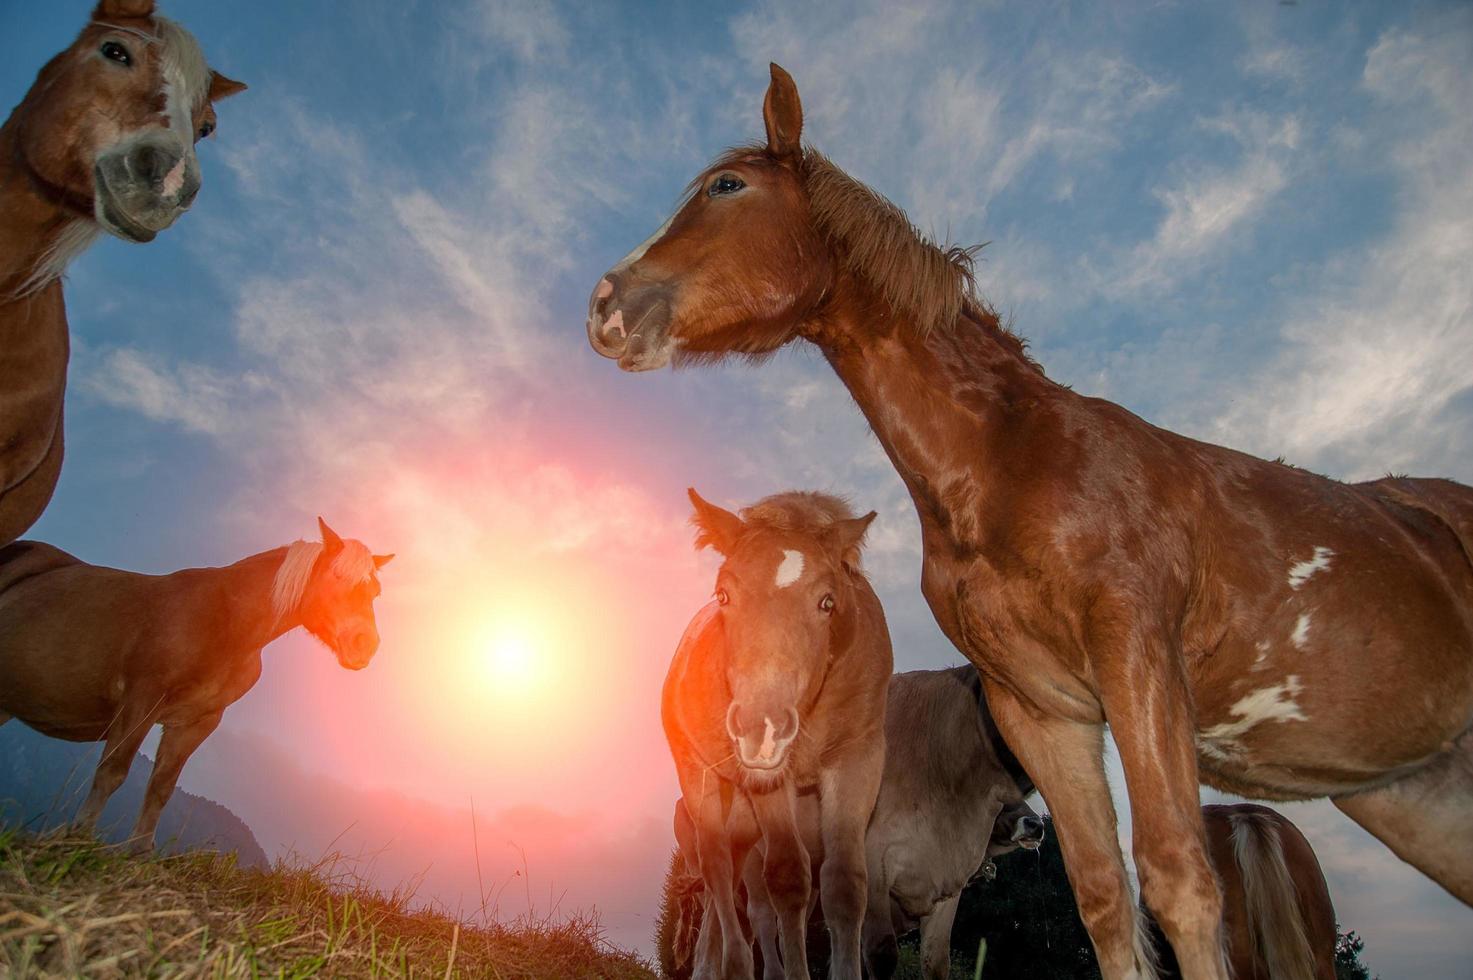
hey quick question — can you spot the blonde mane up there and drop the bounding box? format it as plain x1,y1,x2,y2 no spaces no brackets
270,538,376,624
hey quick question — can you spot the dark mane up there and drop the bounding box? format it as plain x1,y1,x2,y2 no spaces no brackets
741,491,856,535
693,145,1041,371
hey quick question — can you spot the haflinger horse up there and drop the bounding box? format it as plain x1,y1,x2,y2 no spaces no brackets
588,64,1473,980
0,0,245,546
745,665,1043,980
0,519,390,848
665,490,890,979
1151,804,1337,980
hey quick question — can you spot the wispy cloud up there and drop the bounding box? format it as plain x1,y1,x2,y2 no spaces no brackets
1210,16,1473,480
1108,108,1301,296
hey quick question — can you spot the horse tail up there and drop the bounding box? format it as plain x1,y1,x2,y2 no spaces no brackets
654,847,703,980
1228,808,1316,980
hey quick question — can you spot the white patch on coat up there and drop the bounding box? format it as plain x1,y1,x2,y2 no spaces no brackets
1288,546,1335,589
775,549,805,588
1197,675,1308,761
1253,639,1271,666
1291,613,1312,649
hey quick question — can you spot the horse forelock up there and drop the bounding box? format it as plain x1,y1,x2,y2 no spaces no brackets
740,490,855,535
153,17,210,114
270,538,375,623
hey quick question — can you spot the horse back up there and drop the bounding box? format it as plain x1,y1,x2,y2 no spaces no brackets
1364,476,1473,581
0,539,83,594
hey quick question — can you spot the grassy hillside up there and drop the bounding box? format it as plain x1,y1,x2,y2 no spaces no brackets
0,829,654,978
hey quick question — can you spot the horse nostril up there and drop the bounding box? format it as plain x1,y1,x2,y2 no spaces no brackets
725,702,744,742
130,143,169,184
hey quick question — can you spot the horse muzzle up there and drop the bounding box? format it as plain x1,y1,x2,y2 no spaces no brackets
335,630,379,671
726,702,799,772
586,273,676,372
94,131,201,243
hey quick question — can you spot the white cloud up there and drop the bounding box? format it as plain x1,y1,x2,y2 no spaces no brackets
1209,18,1473,480
1110,109,1300,296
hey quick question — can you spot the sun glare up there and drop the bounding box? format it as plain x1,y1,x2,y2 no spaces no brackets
468,616,545,692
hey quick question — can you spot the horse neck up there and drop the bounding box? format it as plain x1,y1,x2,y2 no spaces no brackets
0,119,81,299
208,547,305,654
810,285,1065,533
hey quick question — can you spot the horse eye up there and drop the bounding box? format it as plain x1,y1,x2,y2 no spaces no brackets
197,121,215,140
708,174,745,197
100,41,132,66
819,594,835,613
716,588,730,606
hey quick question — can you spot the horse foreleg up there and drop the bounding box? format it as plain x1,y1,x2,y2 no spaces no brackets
744,847,784,980
688,788,752,980
75,703,154,832
1333,728,1473,904
818,748,883,980
1097,631,1228,980
751,783,811,980
984,681,1155,980
131,711,222,849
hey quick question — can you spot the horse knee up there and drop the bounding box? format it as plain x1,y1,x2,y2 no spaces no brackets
821,860,866,914
765,853,810,907
1137,847,1223,944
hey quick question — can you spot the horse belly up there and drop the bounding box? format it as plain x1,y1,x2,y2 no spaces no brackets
0,599,129,739
1194,594,1473,796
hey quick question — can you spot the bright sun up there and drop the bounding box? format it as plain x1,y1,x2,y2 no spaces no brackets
463,611,554,699
486,624,537,683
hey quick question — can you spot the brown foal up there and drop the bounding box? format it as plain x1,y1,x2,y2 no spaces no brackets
0,0,244,545
588,64,1473,980
664,490,890,979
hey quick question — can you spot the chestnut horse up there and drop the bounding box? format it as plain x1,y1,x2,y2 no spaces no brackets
0,520,390,847
587,65,1473,980
0,0,245,546
1152,804,1337,980
666,490,889,979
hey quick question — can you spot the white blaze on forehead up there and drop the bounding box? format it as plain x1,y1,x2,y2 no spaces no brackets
1288,547,1335,589
1197,675,1309,761
1290,613,1312,649
612,213,675,273
775,549,805,588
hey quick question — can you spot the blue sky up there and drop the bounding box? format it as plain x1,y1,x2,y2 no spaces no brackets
6,0,1472,970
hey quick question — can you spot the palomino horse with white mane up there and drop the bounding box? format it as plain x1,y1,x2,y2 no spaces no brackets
0,0,245,546
667,490,889,979
1151,804,1336,980
588,65,1473,979
0,520,390,847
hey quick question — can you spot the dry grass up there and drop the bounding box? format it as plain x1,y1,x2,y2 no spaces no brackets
0,827,654,978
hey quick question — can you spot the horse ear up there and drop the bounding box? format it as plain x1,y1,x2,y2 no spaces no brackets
208,71,248,102
828,510,877,570
92,0,155,20
688,488,745,556
372,553,395,569
763,63,803,161
318,517,344,555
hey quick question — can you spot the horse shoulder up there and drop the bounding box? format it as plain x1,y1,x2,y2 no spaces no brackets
0,291,68,493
